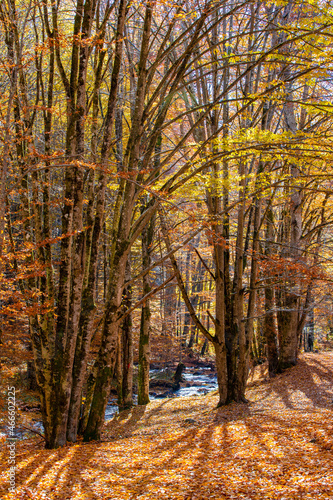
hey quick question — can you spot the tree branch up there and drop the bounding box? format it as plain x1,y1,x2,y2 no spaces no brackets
159,208,215,343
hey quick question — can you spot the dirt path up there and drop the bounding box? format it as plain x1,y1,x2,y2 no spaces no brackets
1,352,332,499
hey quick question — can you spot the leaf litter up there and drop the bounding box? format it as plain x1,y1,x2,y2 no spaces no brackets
0,352,332,499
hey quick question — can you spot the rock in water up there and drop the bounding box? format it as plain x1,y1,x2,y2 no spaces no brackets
173,362,185,390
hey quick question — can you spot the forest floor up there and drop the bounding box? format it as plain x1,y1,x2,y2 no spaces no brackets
0,352,333,500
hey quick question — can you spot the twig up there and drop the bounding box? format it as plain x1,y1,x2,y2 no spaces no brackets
18,424,45,440
191,246,216,281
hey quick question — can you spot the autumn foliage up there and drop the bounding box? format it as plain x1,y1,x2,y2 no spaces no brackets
0,352,332,499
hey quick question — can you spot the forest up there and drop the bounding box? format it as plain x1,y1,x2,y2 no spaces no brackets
0,0,333,498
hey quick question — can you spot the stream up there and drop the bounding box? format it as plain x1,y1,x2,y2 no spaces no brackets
105,369,218,420
1,368,217,439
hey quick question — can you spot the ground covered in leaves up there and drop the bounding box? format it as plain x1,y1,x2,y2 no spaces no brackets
1,352,333,499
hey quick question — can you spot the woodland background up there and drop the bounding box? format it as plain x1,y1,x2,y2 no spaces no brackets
0,0,333,452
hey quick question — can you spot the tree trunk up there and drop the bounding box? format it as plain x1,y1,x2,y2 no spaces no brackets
83,235,130,441
163,265,177,334
119,263,133,410
276,1,302,371
138,215,155,405
214,243,228,406
214,338,228,407
264,207,279,376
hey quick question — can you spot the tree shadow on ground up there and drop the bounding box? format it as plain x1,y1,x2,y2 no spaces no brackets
249,355,333,411
1,353,332,499
0,439,101,500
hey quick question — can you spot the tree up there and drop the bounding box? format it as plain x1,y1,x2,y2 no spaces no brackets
1,0,333,450
159,0,333,404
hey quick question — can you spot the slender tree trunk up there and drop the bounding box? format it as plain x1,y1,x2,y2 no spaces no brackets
214,243,228,406
264,207,279,376
138,215,155,405
182,251,192,344
234,163,246,401
118,261,133,410
187,260,204,348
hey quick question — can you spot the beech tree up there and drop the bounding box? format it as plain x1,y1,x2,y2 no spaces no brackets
1,0,333,451
158,0,333,405
1,0,242,447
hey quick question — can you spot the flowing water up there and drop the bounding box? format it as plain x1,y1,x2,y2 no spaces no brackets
1,368,217,437
105,369,217,420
